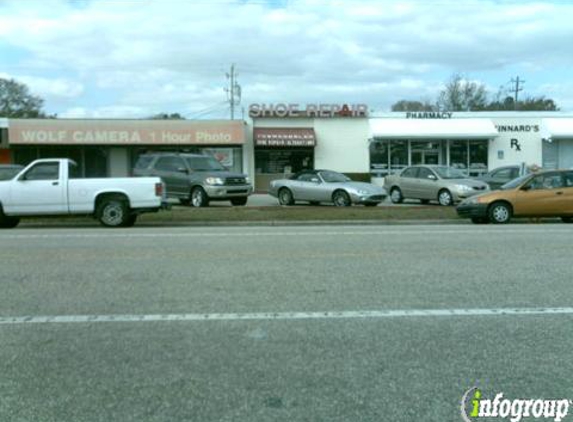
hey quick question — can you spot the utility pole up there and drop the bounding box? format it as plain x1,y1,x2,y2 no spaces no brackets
225,64,241,120
510,76,524,110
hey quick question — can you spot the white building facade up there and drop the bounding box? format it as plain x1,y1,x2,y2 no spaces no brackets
250,111,573,190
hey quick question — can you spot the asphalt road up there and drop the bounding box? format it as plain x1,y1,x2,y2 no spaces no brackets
1,225,573,422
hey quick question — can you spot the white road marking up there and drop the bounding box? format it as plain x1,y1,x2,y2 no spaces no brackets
2,307,573,325
1,227,572,240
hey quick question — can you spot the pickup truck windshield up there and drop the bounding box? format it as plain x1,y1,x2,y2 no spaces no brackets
186,156,226,171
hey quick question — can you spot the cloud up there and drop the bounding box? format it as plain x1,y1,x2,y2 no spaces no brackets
1,0,572,116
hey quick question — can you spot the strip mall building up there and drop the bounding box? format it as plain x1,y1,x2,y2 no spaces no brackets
1,107,573,190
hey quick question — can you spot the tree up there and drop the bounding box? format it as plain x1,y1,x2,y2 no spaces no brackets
391,100,435,112
485,95,559,111
149,112,185,120
0,78,48,118
437,73,488,111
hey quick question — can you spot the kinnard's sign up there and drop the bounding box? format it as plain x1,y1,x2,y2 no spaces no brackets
249,103,368,118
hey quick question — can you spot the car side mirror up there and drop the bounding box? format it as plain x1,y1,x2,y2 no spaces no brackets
310,177,320,183
520,185,531,191
428,174,437,180
177,167,189,174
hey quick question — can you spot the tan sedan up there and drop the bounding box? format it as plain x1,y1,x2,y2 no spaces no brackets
384,165,489,206
457,169,573,224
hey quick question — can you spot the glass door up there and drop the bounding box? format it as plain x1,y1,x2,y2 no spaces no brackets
411,141,441,165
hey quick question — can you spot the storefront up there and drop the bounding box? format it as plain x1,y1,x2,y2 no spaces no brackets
541,118,573,169
369,117,498,177
249,103,370,190
7,119,247,177
253,127,316,190
249,110,573,191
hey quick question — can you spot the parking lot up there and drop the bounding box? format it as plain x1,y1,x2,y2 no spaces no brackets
2,224,573,421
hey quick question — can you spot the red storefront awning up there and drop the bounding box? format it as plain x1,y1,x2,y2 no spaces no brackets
254,128,316,147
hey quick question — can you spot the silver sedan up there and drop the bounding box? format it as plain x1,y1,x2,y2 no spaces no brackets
384,165,489,206
269,170,387,206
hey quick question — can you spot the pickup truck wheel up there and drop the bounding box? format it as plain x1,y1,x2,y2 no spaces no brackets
231,198,248,206
123,214,138,227
0,215,20,229
390,187,403,204
191,187,209,207
437,189,453,206
278,188,294,206
332,190,351,207
97,198,129,227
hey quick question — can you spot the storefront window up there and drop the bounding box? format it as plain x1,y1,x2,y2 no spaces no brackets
255,149,313,175
449,140,488,176
450,140,468,172
12,146,108,177
389,140,408,173
369,140,389,173
469,141,488,176
84,147,108,177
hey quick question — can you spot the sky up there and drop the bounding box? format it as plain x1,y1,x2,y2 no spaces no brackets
1,0,572,119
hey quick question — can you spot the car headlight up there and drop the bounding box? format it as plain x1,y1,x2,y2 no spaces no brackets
245,176,251,184
356,189,371,195
205,177,224,186
455,184,473,192
461,197,479,205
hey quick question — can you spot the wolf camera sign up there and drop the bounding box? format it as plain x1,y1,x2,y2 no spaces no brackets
249,103,368,118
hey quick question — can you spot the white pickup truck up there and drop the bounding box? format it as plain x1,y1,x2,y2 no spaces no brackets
0,158,166,228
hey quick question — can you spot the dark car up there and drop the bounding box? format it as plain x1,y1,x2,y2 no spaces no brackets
0,164,24,181
133,153,252,207
477,163,532,190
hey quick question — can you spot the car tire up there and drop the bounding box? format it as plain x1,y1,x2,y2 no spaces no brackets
97,197,130,227
488,202,512,224
231,197,248,206
471,217,490,224
562,217,573,223
0,206,20,229
278,188,294,206
332,190,351,207
123,214,138,227
437,189,453,206
390,187,403,204
191,187,210,207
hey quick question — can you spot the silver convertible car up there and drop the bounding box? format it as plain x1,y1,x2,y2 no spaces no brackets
269,170,387,206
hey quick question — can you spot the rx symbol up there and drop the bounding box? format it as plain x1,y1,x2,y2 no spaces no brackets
510,139,522,151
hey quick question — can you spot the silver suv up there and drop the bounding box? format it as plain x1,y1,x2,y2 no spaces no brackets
134,153,252,207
